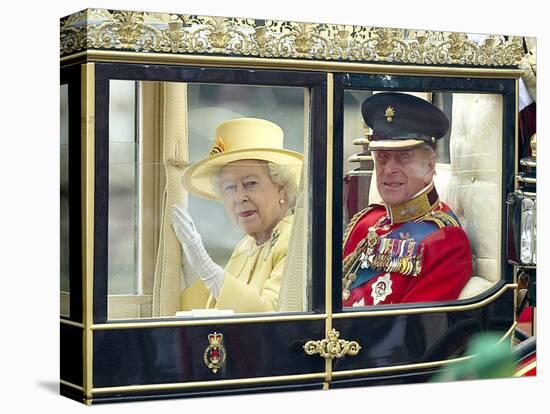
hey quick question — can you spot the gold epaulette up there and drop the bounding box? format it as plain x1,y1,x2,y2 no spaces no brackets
421,210,460,229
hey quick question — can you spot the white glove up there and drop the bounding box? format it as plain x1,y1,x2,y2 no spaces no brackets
180,246,200,288
171,205,224,298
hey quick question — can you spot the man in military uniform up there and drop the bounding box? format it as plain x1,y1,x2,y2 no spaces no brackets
342,92,472,307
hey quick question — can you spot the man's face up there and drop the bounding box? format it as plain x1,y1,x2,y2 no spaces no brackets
373,147,435,206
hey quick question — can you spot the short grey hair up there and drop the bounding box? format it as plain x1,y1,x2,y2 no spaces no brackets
416,143,437,159
210,160,300,208
411,144,437,179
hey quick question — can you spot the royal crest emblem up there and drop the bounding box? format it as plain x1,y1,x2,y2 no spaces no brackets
371,273,393,305
203,332,227,373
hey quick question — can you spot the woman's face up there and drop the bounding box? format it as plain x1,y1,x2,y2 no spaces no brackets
220,160,285,243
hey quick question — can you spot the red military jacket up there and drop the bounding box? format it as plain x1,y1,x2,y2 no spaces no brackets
342,185,472,307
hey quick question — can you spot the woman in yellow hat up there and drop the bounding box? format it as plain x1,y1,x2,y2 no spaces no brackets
172,118,303,313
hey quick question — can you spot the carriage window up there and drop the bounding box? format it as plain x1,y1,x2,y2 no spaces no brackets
109,80,138,296
107,81,311,319
342,90,503,309
60,84,70,318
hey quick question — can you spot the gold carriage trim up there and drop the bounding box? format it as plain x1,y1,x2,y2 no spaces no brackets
304,328,361,359
60,9,524,67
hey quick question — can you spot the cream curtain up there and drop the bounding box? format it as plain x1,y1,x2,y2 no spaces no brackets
277,89,310,312
151,82,189,317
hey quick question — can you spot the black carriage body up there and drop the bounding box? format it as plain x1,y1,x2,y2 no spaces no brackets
59,9,525,405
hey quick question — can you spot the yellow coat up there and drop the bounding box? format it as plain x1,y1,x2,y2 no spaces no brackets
179,214,293,313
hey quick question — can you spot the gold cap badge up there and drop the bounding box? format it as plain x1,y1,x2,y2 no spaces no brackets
385,106,395,122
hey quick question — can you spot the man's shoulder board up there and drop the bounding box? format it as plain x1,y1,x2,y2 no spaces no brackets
421,210,461,229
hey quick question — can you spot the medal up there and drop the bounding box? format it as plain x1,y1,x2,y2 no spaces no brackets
371,273,393,305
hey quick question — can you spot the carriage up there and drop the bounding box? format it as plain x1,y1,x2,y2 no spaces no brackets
59,8,536,404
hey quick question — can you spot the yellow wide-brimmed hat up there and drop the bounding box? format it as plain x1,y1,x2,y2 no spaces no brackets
182,118,303,200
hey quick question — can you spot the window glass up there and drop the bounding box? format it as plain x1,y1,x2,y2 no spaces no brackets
109,80,138,295
108,81,311,319
60,84,70,317
342,90,502,309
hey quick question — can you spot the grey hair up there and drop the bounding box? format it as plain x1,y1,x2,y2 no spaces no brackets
411,144,437,179
210,160,300,208
416,144,437,159
266,162,299,208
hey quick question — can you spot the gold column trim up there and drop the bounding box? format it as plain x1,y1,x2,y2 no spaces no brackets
89,284,517,330
304,328,361,359
81,63,95,402
324,73,334,381
335,283,517,318
91,313,328,330
61,50,524,79
60,9,524,68
92,372,326,394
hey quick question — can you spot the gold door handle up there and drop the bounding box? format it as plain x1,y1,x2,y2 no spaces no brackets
303,329,361,359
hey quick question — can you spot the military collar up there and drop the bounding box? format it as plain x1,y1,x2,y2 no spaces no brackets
385,182,439,224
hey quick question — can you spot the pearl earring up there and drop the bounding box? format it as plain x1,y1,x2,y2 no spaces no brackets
279,199,284,204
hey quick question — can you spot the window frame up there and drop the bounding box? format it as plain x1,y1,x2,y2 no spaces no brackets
93,62,328,324
331,72,517,314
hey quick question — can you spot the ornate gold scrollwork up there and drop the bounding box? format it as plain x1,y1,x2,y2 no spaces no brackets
303,328,361,359
60,8,525,67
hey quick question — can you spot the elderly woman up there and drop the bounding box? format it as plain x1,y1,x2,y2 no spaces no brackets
172,118,302,313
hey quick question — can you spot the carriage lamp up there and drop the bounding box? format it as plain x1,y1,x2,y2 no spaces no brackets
520,197,536,265
507,192,537,266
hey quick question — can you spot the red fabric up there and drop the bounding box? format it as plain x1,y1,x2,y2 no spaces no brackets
515,354,536,377
343,205,386,258
518,307,533,323
518,101,536,158
343,204,472,306
343,175,360,223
